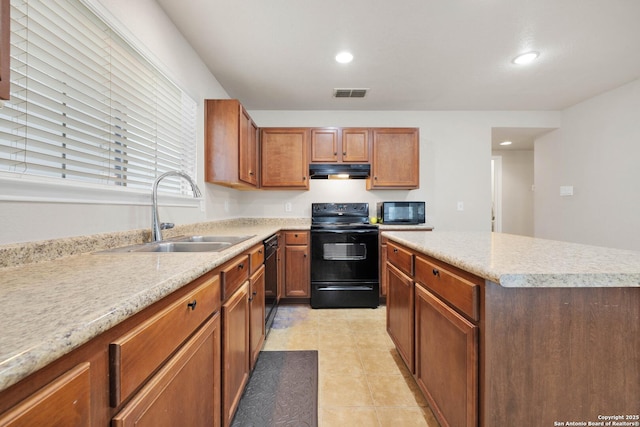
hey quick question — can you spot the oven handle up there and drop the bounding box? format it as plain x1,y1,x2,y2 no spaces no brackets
311,229,379,235
315,285,374,291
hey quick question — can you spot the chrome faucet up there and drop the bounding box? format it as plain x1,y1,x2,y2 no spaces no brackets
151,171,202,242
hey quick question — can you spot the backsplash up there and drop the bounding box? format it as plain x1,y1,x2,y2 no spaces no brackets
0,218,310,268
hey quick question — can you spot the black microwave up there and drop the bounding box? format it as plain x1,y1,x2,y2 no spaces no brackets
377,201,425,225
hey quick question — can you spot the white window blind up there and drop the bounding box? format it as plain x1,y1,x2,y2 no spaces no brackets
0,0,197,197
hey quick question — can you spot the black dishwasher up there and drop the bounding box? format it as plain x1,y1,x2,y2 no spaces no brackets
263,234,279,335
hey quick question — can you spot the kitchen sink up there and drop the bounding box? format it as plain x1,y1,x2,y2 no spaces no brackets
95,235,255,253
170,235,255,244
128,241,233,252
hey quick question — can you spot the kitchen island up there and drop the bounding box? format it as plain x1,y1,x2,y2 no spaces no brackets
382,230,640,427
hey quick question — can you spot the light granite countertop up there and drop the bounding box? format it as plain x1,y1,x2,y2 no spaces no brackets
382,230,640,288
0,219,309,393
3,225,639,394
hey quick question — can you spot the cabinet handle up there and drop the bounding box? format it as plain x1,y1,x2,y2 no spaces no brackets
303,176,307,180
238,263,244,270
342,151,346,155
187,300,197,310
259,249,263,254
432,268,440,277
374,176,378,180
249,171,254,175
393,248,398,253
304,253,307,258
334,152,338,155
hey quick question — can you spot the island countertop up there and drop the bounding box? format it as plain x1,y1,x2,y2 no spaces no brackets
382,231,640,288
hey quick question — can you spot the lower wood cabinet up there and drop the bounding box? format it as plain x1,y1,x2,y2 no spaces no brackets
249,265,266,370
0,363,91,427
221,281,250,427
0,270,222,427
415,285,478,427
112,315,221,427
283,231,310,298
386,262,415,372
379,237,388,297
386,242,479,427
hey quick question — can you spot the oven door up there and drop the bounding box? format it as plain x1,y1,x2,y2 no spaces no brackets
311,228,379,282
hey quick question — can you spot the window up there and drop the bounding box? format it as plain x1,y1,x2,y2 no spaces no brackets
0,0,197,198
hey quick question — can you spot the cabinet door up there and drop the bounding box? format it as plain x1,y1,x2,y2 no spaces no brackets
276,237,284,301
110,276,219,407
310,128,339,163
415,285,478,427
222,282,250,427
379,238,388,297
260,128,309,189
284,244,310,297
249,265,266,370
239,107,258,186
204,99,258,189
0,363,91,427
112,315,220,427
386,263,414,372
341,128,370,162
0,0,9,101
369,128,419,189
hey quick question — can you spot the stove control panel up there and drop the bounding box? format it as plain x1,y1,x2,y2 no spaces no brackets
312,203,369,218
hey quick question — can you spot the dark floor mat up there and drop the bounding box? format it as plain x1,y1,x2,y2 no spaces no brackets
231,350,318,427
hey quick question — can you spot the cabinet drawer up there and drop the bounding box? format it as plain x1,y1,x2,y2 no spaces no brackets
284,231,308,245
248,244,264,275
387,242,413,276
221,255,250,300
415,256,480,322
109,275,219,407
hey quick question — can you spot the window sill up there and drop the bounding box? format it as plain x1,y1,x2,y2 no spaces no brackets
0,173,202,208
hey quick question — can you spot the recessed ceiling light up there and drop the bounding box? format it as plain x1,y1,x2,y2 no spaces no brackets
499,141,513,146
335,51,354,64
512,51,539,65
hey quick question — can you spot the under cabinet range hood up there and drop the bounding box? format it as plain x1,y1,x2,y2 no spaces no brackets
309,163,371,179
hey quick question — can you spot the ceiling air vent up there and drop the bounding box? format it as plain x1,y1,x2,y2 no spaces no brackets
333,88,368,98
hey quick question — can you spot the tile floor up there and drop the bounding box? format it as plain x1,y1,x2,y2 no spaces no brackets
263,304,441,427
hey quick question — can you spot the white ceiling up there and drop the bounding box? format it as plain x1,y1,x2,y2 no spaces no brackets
156,0,640,112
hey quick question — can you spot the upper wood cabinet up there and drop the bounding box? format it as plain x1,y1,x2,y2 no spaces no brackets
310,127,370,163
368,128,419,189
205,99,259,189
260,128,309,189
0,0,10,100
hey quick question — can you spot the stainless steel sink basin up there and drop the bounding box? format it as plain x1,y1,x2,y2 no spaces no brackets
170,235,254,244
131,241,233,252
95,235,255,253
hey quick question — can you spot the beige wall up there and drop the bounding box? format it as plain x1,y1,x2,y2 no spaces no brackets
534,79,640,251
5,0,638,251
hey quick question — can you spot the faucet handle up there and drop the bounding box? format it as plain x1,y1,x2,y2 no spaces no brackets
160,222,175,230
